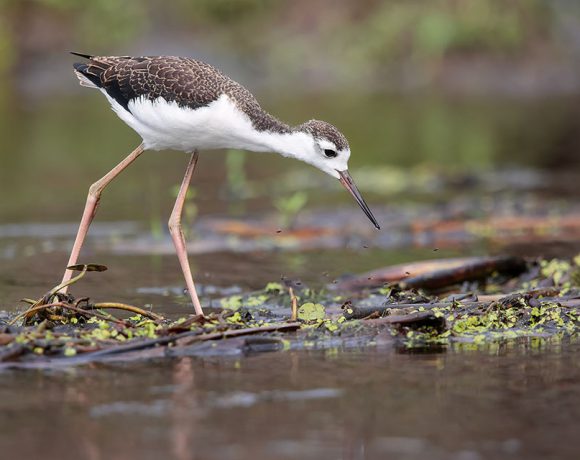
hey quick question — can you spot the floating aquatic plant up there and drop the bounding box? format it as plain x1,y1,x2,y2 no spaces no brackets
1,256,578,365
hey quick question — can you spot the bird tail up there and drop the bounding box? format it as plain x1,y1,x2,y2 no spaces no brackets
71,52,132,89
71,52,102,89
73,63,100,88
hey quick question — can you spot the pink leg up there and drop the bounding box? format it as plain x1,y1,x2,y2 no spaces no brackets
60,143,145,291
169,151,204,315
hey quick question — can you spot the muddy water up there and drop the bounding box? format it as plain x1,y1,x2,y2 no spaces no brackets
0,339,579,459
1,90,580,459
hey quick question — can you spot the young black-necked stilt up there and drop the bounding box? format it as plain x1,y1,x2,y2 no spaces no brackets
61,53,379,315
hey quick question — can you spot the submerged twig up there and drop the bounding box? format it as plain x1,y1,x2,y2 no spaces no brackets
367,311,446,331
174,322,301,347
52,322,301,363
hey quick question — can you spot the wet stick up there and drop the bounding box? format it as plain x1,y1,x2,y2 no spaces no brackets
337,256,526,291
21,264,107,322
56,322,302,363
342,297,580,320
91,303,163,321
174,322,301,347
289,287,298,321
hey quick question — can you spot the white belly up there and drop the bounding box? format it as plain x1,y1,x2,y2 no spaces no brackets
102,92,269,152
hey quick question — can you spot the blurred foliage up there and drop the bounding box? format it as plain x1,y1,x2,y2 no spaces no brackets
0,0,572,80
341,0,552,62
1,89,578,223
0,0,579,225
225,150,249,197
0,0,146,65
273,191,308,229
174,0,273,24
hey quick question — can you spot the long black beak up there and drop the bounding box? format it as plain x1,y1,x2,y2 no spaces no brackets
338,170,380,230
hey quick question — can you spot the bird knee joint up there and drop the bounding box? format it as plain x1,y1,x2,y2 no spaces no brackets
168,218,181,234
88,182,102,200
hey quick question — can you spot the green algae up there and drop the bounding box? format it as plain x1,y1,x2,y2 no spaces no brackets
264,282,283,294
297,303,326,321
399,294,578,349
2,256,579,362
220,282,290,311
220,295,244,309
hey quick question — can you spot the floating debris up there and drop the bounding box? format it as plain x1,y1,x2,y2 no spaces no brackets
0,256,578,368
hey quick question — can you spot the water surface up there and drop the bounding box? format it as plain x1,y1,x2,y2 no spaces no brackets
1,89,579,459
1,339,578,459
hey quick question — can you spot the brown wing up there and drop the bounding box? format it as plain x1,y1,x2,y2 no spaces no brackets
73,55,248,111
72,54,290,133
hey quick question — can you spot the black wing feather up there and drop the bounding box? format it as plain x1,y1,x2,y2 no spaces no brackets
70,51,93,59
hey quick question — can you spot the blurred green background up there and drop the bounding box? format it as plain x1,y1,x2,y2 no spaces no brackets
1,0,580,224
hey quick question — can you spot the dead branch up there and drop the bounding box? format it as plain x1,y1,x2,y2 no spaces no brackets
399,256,526,291
335,256,526,291
342,296,580,320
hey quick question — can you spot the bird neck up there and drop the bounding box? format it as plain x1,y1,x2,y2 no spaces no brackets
211,96,313,159
255,128,313,161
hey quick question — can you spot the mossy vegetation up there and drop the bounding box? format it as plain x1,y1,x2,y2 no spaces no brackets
0,256,578,365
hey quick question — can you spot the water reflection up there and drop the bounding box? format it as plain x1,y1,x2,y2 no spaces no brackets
170,357,199,460
0,339,578,459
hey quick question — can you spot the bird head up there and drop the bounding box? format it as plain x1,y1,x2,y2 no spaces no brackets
296,120,350,178
295,119,380,230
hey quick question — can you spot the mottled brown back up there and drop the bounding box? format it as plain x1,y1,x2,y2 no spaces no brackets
73,55,290,133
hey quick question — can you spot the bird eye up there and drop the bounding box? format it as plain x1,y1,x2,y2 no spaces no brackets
324,149,337,158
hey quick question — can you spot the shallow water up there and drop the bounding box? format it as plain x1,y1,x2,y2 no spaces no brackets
1,89,580,459
1,339,579,459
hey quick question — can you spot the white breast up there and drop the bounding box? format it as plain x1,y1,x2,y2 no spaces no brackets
102,92,277,153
